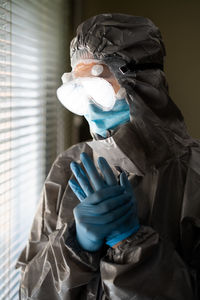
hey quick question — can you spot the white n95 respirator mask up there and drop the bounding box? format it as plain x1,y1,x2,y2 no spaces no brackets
56,63,126,115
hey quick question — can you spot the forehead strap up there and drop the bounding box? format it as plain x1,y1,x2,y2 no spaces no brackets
119,61,164,74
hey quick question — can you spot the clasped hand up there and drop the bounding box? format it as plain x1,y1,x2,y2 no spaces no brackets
69,152,139,252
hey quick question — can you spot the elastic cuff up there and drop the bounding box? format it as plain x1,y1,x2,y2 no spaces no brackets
106,225,140,247
105,226,159,264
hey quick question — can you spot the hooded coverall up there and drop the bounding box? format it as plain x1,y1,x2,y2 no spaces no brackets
16,14,200,299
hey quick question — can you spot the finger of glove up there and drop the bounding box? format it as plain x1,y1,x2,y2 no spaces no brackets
98,157,117,186
106,207,137,234
77,199,133,224
68,179,86,202
83,185,125,205
120,172,139,216
106,212,139,240
76,225,104,250
82,192,132,215
80,152,106,191
78,223,106,242
120,172,136,200
70,161,93,196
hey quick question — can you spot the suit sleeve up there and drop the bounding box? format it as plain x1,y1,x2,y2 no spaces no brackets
100,225,199,300
16,147,102,300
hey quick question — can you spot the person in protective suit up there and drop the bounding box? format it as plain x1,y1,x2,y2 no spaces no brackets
16,14,200,299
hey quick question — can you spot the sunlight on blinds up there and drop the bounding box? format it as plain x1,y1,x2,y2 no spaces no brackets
0,0,69,299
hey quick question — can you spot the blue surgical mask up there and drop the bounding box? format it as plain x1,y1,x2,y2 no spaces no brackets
84,98,130,138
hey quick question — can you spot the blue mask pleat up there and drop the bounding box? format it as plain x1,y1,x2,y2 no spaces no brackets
84,99,130,138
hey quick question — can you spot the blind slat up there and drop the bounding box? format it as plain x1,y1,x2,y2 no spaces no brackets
1,1,69,299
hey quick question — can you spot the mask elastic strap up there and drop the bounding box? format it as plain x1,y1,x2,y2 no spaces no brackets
119,61,164,74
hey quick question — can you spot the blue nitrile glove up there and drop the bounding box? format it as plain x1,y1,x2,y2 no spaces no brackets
69,152,139,252
105,171,139,247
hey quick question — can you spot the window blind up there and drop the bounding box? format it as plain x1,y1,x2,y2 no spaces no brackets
0,0,70,299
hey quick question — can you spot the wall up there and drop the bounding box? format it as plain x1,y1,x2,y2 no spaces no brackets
75,0,200,139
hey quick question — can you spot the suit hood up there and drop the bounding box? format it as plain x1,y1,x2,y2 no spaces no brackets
70,13,192,169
